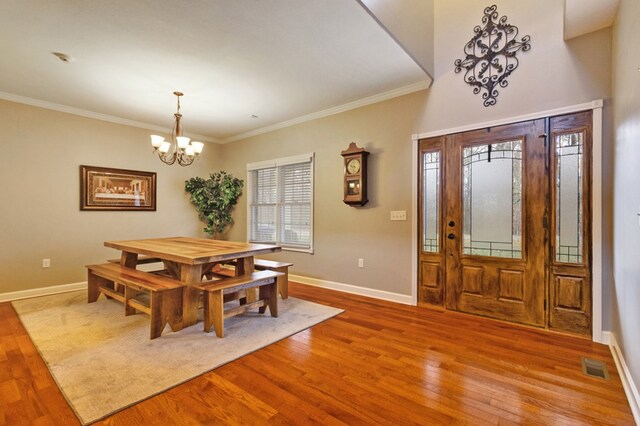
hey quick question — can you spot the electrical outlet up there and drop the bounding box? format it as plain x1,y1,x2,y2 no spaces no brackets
358,258,364,268
42,258,51,268
390,210,407,221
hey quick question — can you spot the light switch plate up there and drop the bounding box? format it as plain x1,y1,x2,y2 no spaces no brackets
390,210,407,221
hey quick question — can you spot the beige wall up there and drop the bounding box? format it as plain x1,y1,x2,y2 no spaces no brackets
222,0,612,298
611,0,640,398
417,0,611,132
223,92,426,295
0,100,221,293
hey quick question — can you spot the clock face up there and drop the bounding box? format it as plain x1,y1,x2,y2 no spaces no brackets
347,158,361,174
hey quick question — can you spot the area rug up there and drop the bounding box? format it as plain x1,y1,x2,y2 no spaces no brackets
12,290,343,425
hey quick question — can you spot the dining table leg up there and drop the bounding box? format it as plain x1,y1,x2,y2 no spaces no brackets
180,264,203,328
120,251,139,268
116,251,139,293
236,256,254,275
236,256,258,303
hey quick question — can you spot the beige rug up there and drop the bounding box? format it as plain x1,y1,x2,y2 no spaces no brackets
12,290,342,425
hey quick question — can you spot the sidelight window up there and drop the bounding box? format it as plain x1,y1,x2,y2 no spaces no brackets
422,152,440,252
554,132,584,263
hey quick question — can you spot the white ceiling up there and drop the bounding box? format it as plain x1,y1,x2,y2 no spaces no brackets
0,0,428,142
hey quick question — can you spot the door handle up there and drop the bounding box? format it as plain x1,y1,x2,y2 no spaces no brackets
447,233,455,240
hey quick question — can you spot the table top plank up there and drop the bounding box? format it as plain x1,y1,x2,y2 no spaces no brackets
104,237,280,265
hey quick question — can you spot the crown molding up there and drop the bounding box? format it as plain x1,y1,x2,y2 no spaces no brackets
0,91,220,144
221,79,432,143
1,79,432,145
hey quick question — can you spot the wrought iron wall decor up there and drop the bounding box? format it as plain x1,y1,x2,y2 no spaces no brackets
454,5,531,107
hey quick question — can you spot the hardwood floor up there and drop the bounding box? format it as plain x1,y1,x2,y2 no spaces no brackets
0,282,634,425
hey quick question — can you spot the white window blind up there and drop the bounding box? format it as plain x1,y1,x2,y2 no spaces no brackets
248,153,314,252
249,168,277,243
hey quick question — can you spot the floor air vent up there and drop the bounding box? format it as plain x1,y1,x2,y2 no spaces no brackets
581,357,610,380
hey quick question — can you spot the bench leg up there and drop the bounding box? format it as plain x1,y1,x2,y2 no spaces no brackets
124,285,137,316
275,267,289,299
203,290,225,338
88,273,117,303
149,292,166,340
163,288,183,332
87,271,100,303
258,280,278,317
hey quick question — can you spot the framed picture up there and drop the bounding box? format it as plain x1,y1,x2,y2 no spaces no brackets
80,165,156,211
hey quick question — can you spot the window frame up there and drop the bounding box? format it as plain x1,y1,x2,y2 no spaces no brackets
247,153,314,253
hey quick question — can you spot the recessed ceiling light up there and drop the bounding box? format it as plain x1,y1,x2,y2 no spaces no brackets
52,52,74,63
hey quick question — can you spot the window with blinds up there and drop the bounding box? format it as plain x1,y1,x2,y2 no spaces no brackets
247,153,314,252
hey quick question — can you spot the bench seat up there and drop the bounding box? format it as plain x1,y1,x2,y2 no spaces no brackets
221,258,293,299
197,270,283,338
86,263,184,339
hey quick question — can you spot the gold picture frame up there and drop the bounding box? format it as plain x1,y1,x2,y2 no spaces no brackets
80,165,156,211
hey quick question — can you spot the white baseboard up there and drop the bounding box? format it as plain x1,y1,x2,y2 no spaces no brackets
0,282,87,303
0,275,415,307
289,274,413,305
607,331,640,423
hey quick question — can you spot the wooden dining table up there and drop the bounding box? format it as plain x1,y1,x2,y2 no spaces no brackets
104,236,281,328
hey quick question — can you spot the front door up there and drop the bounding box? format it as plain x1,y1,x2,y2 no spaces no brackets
418,113,592,334
419,119,547,327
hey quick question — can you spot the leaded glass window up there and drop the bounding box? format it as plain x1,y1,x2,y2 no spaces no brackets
462,140,523,258
555,132,584,263
422,152,440,252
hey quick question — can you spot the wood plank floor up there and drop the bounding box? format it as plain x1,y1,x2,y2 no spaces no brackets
0,282,634,425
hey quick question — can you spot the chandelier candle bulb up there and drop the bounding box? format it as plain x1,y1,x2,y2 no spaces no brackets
191,141,204,154
176,136,190,149
159,141,171,153
185,146,195,156
150,135,165,148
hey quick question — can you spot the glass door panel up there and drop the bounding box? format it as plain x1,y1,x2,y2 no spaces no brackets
422,152,440,253
462,140,523,258
555,132,584,263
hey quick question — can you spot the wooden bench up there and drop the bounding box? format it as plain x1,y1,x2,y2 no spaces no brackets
86,263,184,339
196,270,282,338
221,259,293,299
254,259,292,299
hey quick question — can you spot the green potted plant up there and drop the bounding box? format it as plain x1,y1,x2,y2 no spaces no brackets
185,171,244,238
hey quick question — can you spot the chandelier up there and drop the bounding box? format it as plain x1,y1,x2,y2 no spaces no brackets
150,91,204,166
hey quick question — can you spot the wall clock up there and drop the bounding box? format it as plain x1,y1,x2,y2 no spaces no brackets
341,142,369,206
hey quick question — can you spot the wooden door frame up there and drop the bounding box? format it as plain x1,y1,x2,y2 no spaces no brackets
411,99,605,343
